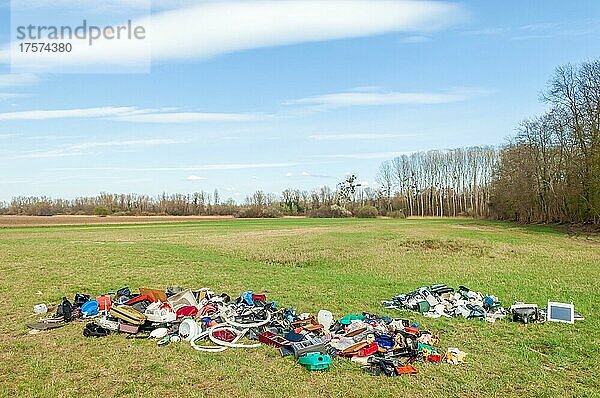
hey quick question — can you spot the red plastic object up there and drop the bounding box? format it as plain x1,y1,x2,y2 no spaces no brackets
96,295,111,311
425,354,442,363
125,294,155,305
357,342,379,357
258,331,290,348
404,326,419,334
213,329,236,342
176,305,198,318
252,294,266,302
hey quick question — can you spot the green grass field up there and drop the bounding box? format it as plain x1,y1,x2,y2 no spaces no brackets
0,218,598,398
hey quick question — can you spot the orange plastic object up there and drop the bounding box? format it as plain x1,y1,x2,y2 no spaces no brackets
396,364,419,374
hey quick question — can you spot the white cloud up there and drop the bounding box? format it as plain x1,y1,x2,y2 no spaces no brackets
186,175,207,181
465,20,600,41
0,106,137,121
114,111,262,123
287,90,465,107
12,138,183,159
0,48,8,63
0,74,39,101
284,170,333,179
2,0,465,69
321,151,415,160
0,93,26,101
0,73,39,87
401,35,432,43
148,0,463,60
0,106,262,123
309,133,417,141
54,162,298,172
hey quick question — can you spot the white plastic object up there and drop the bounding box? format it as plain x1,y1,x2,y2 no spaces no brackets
167,289,198,312
145,301,177,323
95,316,119,331
150,327,169,339
317,310,333,331
33,303,48,314
179,318,200,341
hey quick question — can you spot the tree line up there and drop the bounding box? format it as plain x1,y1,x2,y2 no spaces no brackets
0,149,496,219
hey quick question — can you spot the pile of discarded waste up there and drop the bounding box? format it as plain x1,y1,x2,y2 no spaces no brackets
28,286,466,376
382,284,583,325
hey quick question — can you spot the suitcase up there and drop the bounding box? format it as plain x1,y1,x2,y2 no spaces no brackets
110,305,146,325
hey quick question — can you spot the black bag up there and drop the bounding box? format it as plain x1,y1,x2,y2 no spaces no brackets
83,323,110,337
55,297,74,322
73,293,90,308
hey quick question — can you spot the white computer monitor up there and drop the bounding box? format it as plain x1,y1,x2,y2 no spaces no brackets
547,301,574,324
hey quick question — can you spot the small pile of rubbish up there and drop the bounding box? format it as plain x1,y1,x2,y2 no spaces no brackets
28,286,467,376
382,284,583,325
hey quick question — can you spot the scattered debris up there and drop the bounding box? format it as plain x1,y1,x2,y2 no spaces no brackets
383,284,583,326
28,286,466,376
383,284,507,323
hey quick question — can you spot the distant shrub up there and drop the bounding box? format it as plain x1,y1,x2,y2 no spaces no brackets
261,206,282,218
93,206,110,217
355,205,379,218
308,204,352,218
308,205,331,218
234,206,282,218
388,210,406,219
329,204,352,218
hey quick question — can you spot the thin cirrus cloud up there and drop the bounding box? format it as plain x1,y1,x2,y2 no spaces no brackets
53,162,299,172
465,21,600,41
186,175,207,181
309,133,418,141
320,151,415,160
0,106,262,123
0,73,40,87
401,35,433,43
286,90,466,107
2,0,465,68
0,73,39,100
12,138,183,159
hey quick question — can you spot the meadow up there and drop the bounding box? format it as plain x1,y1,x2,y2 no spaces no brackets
0,218,598,397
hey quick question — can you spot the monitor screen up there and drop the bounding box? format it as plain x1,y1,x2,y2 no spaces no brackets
548,302,574,324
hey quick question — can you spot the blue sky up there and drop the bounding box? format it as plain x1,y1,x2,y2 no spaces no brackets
0,0,599,202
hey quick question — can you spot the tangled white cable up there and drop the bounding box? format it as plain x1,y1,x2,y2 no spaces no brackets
208,325,261,348
224,310,271,329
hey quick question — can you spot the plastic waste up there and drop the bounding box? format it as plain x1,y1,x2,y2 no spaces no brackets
317,310,333,331
33,303,48,314
298,352,332,371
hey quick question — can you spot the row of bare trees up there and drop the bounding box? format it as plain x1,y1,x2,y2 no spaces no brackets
2,191,238,216
376,147,498,217
0,187,342,217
